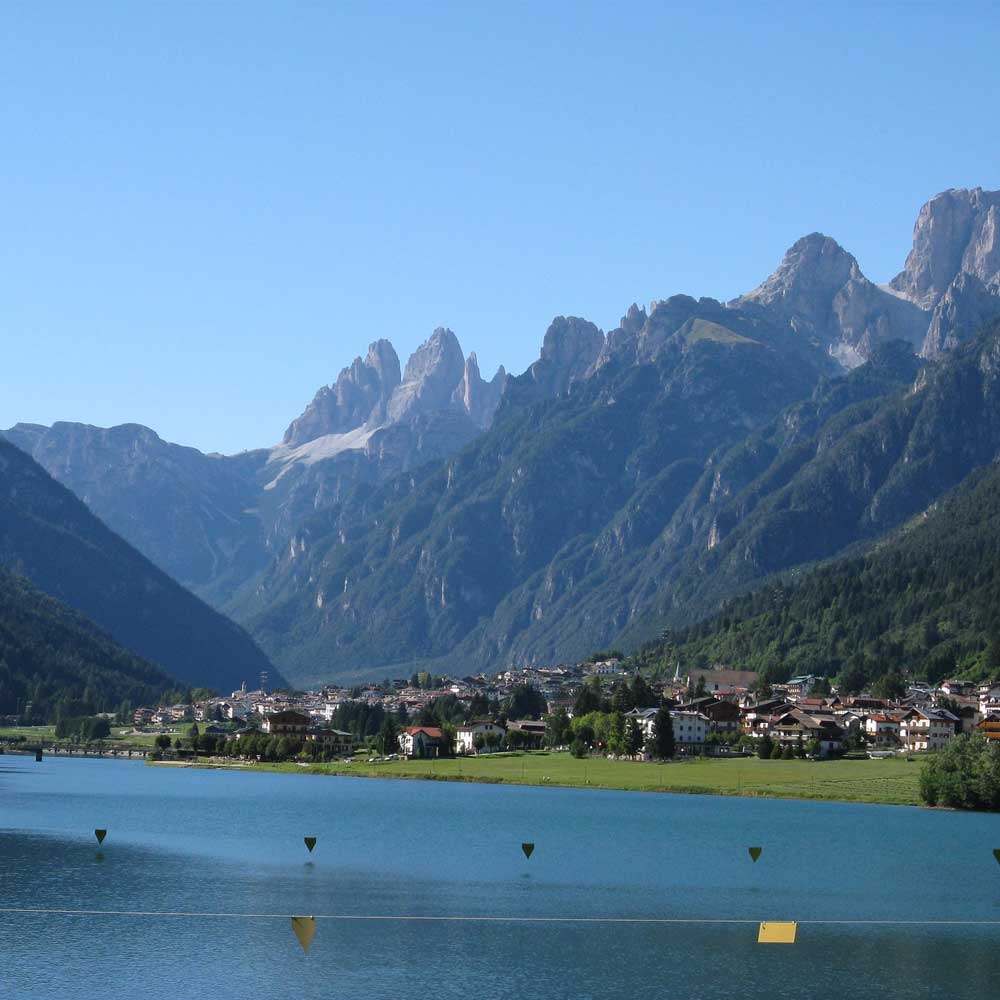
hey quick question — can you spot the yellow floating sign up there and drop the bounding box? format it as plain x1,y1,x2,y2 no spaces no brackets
758,921,797,944
94,829,107,845
304,837,317,853
748,846,761,862
521,842,535,859
291,916,316,953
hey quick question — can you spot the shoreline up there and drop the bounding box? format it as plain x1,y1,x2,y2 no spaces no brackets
146,752,926,808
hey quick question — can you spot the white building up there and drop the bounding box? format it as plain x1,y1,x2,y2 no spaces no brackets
456,720,506,754
671,710,710,747
899,707,957,751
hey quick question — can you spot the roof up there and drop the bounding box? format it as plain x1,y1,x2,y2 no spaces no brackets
404,726,443,738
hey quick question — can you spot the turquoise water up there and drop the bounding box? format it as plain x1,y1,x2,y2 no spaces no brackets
1,756,999,999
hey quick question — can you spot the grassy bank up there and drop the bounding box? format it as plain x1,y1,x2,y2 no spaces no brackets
160,752,925,806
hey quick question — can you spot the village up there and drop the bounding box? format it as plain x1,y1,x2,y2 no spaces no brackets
128,659,1000,762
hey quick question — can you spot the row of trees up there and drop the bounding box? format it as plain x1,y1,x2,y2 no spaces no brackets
920,733,1000,809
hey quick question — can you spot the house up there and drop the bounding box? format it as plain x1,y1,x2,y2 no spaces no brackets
977,714,1000,742
455,720,506,754
785,675,820,697
863,713,901,748
671,711,710,748
587,659,626,677
681,697,741,734
940,679,975,697
899,707,958,751
740,699,794,738
624,708,659,740
771,710,843,757
133,708,154,726
686,668,758,696
262,710,311,736
304,727,354,755
399,726,443,758
505,719,546,747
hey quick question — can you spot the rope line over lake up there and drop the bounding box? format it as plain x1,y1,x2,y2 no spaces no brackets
2,907,1000,927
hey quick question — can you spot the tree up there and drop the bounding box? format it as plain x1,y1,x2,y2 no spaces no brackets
625,718,645,757
544,706,571,747
805,738,821,758
651,707,675,760
378,715,400,757
757,734,774,760
873,672,906,702
780,744,794,760
189,723,200,751
920,733,1000,810
573,679,604,716
154,734,172,751
503,683,547,720
631,674,655,708
770,743,784,760
570,738,589,759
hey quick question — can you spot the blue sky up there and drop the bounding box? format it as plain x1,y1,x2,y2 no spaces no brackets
2,1,998,453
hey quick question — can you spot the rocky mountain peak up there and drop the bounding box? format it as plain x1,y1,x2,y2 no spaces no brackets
453,352,508,429
736,232,927,368
386,328,468,424
741,233,861,307
890,187,1000,310
283,340,401,446
539,315,605,372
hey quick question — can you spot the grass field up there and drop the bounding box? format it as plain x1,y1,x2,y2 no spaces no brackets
0,723,195,748
190,751,925,806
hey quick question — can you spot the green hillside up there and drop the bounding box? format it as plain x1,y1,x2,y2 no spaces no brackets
0,438,282,692
634,459,1000,690
0,568,174,722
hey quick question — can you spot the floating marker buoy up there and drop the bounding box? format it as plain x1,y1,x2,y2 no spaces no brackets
748,846,762,862
35,749,42,762
758,921,796,943
993,849,1000,865
304,837,317,853
94,829,107,845
521,842,534,859
291,916,316,953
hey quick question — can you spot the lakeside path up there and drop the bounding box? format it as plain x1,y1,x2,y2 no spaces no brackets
154,752,926,807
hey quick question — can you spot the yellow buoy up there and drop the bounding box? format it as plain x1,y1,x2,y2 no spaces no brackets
94,829,107,845
758,921,797,943
748,846,762,862
521,842,535,859
304,837,317,853
291,916,316,953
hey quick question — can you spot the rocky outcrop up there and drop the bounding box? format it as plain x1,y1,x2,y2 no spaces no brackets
890,188,1000,309
386,328,468,424
453,353,507,429
735,233,928,367
283,339,401,446
511,317,605,402
922,271,1000,359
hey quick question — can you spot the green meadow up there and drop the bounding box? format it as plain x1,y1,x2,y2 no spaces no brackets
183,751,924,806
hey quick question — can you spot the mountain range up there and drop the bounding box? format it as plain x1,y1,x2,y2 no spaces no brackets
6,186,1000,687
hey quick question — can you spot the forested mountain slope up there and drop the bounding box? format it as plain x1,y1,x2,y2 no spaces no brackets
630,455,1000,691
0,568,175,722
0,439,281,692
623,321,1000,640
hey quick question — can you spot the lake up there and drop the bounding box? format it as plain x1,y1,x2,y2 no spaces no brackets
1,756,998,999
